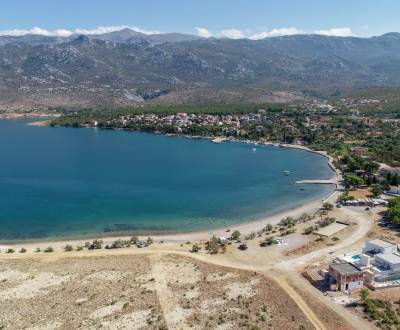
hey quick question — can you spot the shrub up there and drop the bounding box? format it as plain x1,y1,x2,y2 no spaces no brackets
322,202,334,211
231,230,241,241
44,246,54,253
19,248,27,253
245,232,256,240
320,217,336,227
6,248,15,253
304,226,316,235
191,244,201,253
64,244,73,252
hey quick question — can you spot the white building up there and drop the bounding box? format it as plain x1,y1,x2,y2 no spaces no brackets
362,239,398,255
387,186,400,196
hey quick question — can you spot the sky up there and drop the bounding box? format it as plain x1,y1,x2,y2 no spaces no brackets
1,0,400,39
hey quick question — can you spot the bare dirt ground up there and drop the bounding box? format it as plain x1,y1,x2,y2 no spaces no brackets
0,254,316,330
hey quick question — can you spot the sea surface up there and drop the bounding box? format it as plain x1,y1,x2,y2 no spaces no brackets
0,119,334,241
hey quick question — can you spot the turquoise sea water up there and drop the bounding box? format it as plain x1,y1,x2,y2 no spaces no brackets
0,119,334,241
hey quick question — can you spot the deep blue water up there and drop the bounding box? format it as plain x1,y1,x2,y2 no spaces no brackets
0,119,334,241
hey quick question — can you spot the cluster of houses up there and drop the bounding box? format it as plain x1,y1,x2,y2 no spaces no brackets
112,111,274,135
325,239,400,292
96,109,337,138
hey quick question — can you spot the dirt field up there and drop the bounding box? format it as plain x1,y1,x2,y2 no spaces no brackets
0,254,315,330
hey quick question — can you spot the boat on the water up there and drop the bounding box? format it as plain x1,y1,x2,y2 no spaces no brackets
283,170,291,175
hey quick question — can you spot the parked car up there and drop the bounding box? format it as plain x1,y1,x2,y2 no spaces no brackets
136,241,146,248
238,244,248,251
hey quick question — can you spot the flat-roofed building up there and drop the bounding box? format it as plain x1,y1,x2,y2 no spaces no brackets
328,262,364,292
362,239,398,255
374,253,400,271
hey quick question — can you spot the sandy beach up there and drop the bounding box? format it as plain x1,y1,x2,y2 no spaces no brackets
0,184,339,251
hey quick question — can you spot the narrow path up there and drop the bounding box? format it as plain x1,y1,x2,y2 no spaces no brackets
270,274,327,330
150,255,191,330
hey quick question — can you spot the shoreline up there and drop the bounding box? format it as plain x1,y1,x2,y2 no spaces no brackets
0,185,338,250
0,119,341,249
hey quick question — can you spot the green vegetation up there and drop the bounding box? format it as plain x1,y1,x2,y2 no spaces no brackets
322,202,334,211
207,235,220,254
387,198,400,225
44,246,54,253
303,226,316,235
359,288,400,329
64,244,73,252
191,244,201,253
320,217,336,227
231,230,241,242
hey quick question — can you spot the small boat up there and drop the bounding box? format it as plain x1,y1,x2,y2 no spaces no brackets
283,170,291,175
252,148,257,152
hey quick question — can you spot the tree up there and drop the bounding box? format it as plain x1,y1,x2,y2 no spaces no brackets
130,235,139,244
146,237,153,245
64,244,73,252
371,184,382,198
322,202,334,211
231,230,241,242
90,239,103,249
387,198,400,225
208,235,219,254
344,173,364,189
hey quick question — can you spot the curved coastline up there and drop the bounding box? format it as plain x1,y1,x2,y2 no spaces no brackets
1,183,337,249
0,120,340,246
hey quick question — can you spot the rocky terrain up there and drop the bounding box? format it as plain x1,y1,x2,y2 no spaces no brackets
2,29,400,110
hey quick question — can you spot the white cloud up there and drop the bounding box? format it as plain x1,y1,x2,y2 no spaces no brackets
315,27,353,37
0,25,159,37
219,28,245,39
249,27,303,40
196,27,212,38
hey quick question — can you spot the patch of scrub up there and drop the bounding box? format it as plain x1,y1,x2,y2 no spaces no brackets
90,301,126,319
183,287,200,300
200,298,225,313
206,272,237,282
26,321,62,330
84,271,126,282
167,306,193,327
224,278,259,300
161,261,201,285
216,323,235,330
0,272,70,300
101,309,151,330
0,269,30,282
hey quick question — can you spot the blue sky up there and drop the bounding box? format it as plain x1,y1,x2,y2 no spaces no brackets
1,0,399,38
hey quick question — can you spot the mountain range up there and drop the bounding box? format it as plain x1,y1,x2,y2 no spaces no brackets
2,28,400,110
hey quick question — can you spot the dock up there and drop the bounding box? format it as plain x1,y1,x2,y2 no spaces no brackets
294,179,337,185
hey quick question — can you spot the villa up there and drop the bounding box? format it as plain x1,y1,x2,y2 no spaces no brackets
326,239,400,291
